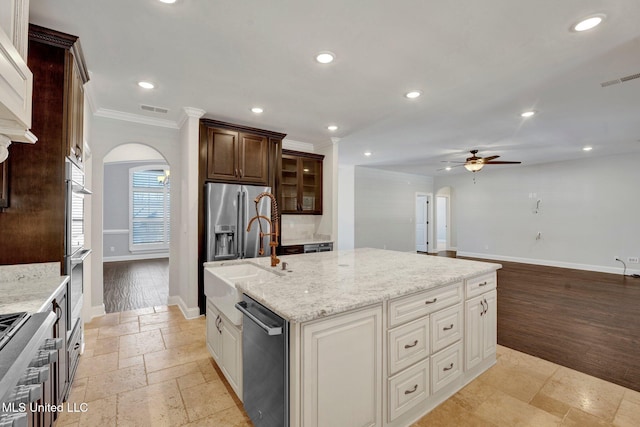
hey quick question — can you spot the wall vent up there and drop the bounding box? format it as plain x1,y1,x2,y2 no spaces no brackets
601,71,640,88
141,104,169,114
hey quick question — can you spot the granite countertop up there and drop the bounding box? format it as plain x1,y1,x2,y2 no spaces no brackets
204,248,501,323
0,263,69,314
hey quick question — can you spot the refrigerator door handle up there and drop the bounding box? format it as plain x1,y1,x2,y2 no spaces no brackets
241,189,248,258
236,190,242,258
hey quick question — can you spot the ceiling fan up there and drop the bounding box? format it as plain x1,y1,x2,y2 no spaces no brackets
440,150,522,172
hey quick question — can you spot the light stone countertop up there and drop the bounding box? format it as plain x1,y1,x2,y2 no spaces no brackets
0,264,69,314
204,248,501,323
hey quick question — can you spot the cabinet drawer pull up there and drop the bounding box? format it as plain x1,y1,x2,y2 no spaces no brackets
404,384,418,395
443,324,454,331
239,168,243,177
424,298,437,305
235,168,238,177
443,362,454,371
73,343,80,350
478,281,488,287
480,302,484,316
404,340,419,349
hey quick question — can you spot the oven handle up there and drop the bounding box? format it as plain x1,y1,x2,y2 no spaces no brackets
70,249,92,265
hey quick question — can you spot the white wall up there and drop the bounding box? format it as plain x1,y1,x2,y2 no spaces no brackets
354,167,434,252
89,116,181,316
337,164,355,250
434,152,640,274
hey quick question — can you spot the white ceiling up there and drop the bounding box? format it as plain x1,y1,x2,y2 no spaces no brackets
29,0,640,175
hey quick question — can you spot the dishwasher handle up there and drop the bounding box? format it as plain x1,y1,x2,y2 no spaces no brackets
235,301,283,336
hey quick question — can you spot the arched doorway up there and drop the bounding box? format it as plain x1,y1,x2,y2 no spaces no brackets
102,143,171,312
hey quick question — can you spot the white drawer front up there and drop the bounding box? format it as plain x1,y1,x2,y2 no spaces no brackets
389,282,462,327
431,304,462,353
466,272,497,299
431,342,462,394
388,359,430,422
388,316,430,375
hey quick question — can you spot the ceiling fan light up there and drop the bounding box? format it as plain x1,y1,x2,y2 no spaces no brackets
464,162,484,172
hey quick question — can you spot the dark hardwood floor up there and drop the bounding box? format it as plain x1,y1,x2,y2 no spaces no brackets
103,258,169,313
431,251,640,392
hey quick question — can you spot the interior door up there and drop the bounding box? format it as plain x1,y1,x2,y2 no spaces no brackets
415,195,428,252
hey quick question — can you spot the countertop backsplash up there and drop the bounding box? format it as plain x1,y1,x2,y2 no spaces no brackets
280,214,332,245
0,262,60,283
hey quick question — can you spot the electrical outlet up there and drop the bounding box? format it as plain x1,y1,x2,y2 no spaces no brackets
110,246,115,252
628,257,639,264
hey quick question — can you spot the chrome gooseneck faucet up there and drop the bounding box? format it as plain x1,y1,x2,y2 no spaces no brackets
246,192,280,267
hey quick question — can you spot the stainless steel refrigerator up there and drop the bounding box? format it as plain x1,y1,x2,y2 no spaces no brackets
205,183,272,261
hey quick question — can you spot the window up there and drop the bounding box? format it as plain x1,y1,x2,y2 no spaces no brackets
129,165,170,251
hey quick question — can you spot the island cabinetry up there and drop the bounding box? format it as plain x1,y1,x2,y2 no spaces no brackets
206,298,243,399
297,304,383,427
465,285,497,371
281,150,323,214
385,282,463,425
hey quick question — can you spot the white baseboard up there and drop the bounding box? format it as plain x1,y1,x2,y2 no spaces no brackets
168,296,201,320
86,303,106,321
456,251,640,276
103,253,169,262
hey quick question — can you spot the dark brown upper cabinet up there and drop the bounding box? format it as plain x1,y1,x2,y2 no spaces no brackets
201,120,284,186
281,150,324,215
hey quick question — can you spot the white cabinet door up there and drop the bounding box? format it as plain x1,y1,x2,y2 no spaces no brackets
465,290,497,371
0,0,34,143
301,305,383,427
206,299,222,362
465,295,484,371
481,290,497,360
220,317,243,399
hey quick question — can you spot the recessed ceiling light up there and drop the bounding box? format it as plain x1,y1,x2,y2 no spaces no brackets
364,151,372,157
405,91,421,99
138,81,155,89
327,125,338,131
445,167,452,171
572,15,605,32
251,107,264,114
521,110,536,118
315,52,335,64
583,146,593,151
158,0,177,3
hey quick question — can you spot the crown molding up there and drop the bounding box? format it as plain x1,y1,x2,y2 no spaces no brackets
178,107,206,128
282,139,315,153
94,108,179,129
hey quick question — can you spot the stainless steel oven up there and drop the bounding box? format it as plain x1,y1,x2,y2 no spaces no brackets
64,158,91,333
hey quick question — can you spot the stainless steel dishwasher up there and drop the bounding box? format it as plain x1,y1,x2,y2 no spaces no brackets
235,295,289,427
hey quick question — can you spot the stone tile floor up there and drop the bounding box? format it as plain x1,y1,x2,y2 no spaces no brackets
57,306,640,426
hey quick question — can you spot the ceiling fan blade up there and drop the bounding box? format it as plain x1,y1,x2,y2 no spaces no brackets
440,160,466,163
484,161,522,165
481,155,500,162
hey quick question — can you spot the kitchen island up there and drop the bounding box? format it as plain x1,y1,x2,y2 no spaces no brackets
204,248,501,427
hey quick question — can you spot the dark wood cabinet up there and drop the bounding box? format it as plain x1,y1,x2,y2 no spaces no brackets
52,286,68,407
277,244,305,255
0,25,88,265
204,124,270,185
281,150,324,214
66,58,85,164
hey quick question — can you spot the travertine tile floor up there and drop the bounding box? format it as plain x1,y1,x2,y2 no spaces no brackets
57,306,640,427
